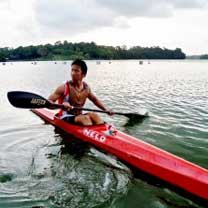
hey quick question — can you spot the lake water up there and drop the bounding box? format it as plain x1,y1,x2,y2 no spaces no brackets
0,60,208,208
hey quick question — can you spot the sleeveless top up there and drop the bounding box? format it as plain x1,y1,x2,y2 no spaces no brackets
58,80,91,116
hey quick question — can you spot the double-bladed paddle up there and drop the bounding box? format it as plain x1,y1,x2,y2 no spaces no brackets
7,91,148,120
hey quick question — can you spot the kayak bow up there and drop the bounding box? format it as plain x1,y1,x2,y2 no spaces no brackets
32,108,208,201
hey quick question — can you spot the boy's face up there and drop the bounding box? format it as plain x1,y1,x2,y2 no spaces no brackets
71,64,85,81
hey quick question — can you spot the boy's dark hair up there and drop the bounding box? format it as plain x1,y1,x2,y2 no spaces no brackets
71,59,88,75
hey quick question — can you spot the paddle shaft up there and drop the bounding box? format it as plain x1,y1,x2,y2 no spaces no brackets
49,103,134,117
7,91,147,119
49,103,112,115
51,104,146,118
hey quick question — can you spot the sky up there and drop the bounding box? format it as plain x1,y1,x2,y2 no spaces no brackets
0,0,208,55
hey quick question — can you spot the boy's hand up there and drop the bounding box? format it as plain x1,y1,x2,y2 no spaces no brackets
63,102,72,111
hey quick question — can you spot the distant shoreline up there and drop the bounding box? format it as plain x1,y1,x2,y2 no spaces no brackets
1,42,208,62
2,59,208,64
0,41,186,62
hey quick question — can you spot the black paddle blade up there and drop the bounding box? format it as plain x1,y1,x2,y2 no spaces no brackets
124,112,149,120
124,113,149,126
7,91,50,109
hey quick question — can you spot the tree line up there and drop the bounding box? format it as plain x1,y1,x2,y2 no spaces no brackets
0,41,186,62
187,54,208,59
200,54,208,59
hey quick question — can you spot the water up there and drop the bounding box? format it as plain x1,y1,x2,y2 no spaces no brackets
0,60,207,207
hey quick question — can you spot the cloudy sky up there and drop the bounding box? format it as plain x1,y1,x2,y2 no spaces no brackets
0,0,208,55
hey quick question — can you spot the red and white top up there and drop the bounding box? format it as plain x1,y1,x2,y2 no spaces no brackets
58,80,91,117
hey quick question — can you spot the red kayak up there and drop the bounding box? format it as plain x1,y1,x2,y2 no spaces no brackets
32,108,208,201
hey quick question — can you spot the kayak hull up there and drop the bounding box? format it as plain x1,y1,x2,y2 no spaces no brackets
32,108,208,201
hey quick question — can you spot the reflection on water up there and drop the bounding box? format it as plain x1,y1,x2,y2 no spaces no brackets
0,123,131,208
28,129,131,208
0,60,208,207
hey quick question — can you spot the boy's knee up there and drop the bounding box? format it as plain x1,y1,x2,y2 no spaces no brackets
88,112,99,119
88,113,103,124
75,115,92,125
